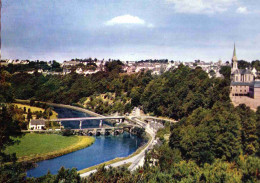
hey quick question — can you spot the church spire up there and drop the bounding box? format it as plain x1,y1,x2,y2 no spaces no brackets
233,43,236,58
232,43,238,70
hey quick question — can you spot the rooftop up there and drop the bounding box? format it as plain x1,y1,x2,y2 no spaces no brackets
30,119,46,126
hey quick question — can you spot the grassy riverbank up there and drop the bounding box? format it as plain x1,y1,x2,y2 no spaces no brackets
5,133,95,162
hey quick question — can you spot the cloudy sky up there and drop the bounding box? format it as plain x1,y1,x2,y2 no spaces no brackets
2,0,260,62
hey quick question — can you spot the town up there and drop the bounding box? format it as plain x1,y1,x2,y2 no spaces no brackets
1,54,259,79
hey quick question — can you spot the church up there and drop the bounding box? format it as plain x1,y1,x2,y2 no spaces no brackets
230,44,260,99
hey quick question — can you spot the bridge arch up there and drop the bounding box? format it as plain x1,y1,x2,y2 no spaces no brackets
114,130,120,135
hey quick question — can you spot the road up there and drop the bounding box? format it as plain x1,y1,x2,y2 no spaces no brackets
141,115,178,123
80,116,157,177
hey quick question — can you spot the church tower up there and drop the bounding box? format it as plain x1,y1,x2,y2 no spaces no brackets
232,43,238,70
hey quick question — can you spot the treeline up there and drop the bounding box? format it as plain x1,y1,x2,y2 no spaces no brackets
7,62,230,120
238,60,260,71
2,60,62,74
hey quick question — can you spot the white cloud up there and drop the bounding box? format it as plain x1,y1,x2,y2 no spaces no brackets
236,7,248,14
105,14,153,28
105,15,145,26
147,23,155,28
166,0,237,14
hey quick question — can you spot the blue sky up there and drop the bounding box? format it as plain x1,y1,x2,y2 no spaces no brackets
2,0,260,62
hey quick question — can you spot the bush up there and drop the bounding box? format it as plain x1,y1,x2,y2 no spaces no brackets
62,128,74,136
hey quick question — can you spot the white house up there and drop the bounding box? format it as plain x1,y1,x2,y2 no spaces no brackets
29,119,46,130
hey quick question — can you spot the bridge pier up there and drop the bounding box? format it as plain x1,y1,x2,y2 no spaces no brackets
79,121,82,129
99,120,103,127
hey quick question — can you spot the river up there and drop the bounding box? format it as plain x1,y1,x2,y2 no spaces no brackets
27,107,145,177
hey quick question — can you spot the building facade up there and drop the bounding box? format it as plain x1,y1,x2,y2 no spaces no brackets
230,44,260,99
29,119,46,130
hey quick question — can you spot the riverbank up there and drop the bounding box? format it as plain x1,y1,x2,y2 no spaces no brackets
5,133,95,163
15,99,103,118
79,118,154,175
45,102,104,118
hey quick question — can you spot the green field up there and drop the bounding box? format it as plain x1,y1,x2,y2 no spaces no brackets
5,133,95,162
13,103,58,120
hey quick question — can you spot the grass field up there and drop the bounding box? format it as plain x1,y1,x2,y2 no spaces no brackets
5,133,95,162
13,103,58,120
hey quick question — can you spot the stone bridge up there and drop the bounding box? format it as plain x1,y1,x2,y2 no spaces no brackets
49,116,126,129
48,116,133,136
73,126,133,136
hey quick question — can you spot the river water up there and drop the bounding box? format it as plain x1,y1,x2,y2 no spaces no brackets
27,107,144,177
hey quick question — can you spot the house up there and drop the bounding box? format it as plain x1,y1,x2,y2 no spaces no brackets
29,119,46,130
76,68,83,74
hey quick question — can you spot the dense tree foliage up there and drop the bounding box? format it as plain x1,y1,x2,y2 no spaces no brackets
141,65,230,119
8,64,230,119
238,60,260,71
2,60,62,74
0,97,28,182
0,70,14,103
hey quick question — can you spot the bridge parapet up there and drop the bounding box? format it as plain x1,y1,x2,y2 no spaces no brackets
72,126,131,136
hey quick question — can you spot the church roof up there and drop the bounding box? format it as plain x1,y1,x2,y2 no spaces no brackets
231,82,251,86
231,69,252,75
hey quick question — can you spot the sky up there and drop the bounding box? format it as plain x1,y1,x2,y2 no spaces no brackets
2,0,260,62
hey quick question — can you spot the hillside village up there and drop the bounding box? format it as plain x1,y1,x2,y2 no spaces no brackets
0,57,248,78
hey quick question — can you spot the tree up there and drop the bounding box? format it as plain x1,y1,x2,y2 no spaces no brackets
252,60,260,71
238,156,260,183
105,60,124,73
219,66,231,79
201,160,242,182
27,109,32,122
0,106,26,183
238,60,250,69
170,103,242,164
54,167,81,183
130,86,142,106
51,61,62,72
0,70,14,103
0,106,23,153
236,104,259,155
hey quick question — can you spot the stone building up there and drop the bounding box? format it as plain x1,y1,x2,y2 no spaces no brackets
230,44,260,99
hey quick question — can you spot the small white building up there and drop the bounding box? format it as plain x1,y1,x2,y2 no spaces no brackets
29,119,46,130
76,68,83,74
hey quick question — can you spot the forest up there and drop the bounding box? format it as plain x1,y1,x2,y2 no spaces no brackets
0,60,259,182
